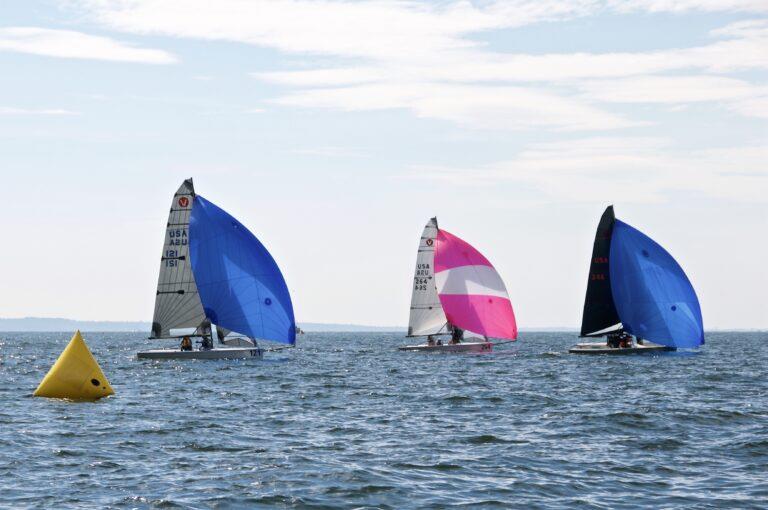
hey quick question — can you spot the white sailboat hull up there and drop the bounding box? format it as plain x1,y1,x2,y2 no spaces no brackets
398,341,493,353
569,341,675,355
137,347,263,360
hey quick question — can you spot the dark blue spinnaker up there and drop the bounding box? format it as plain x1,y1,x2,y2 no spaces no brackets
609,220,703,349
189,195,296,345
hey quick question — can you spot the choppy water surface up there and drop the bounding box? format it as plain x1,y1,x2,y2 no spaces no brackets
1,332,767,509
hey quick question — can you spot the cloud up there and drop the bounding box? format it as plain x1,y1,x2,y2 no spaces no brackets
293,146,368,158
580,75,767,104
608,0,768,14
406,137,768,203
729,95,768,118
76,0,598,59
274,82,638,131
0,27,176,63
70,1,768,129
0,106,79,115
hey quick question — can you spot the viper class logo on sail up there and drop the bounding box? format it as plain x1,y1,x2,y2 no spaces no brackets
178,197,189,207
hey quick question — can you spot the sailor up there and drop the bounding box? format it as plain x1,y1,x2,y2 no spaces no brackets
619,333,631,348
450,327,463,345
200,336,213,350
427,336,436,346
180,336,192,351
607,333,621,348
436,339,443,346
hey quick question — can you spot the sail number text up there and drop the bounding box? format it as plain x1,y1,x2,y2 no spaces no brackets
165,249,179,267
414,263,431,290
165,229,188,266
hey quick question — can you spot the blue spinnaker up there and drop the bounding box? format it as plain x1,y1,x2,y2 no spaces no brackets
609,220,703,348
189,195,296,345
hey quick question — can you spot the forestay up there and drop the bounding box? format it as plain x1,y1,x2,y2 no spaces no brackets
189,195,296,345
407,218,448,337
434,230,517,340
151,179,207,338
609,220,704,349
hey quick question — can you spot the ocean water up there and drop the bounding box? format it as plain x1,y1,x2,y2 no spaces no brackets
0,331,767,509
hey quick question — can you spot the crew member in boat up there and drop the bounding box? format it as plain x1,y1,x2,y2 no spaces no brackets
180,336,193,351
200,335,213,350
427,336,436,346
619,333,632,348
607,331,633,348
450,327,463,345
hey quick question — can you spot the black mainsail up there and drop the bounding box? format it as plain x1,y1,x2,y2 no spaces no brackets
579,206,621,337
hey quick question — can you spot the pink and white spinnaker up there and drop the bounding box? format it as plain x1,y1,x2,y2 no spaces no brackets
434,229,517,340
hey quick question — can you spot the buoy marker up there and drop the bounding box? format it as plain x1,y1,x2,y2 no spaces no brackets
33,330,114,400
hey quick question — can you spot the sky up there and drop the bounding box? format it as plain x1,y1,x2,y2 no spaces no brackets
0,0,766,329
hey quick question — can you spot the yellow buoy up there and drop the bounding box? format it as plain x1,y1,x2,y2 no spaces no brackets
33,330,114,400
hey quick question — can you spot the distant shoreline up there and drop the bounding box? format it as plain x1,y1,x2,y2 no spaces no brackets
0,317,405,333
0,318,761,334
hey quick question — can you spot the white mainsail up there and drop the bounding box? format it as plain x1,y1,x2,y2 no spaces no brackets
407,217,448,336
150,179,207,338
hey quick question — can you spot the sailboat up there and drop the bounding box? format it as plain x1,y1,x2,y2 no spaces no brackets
570,206,704,355
137,179,296,360
399,217,517,353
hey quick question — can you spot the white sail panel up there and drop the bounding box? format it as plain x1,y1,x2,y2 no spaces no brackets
150,179,206,338
407,217,448,336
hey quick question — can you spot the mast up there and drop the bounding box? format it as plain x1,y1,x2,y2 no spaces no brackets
579,205,621,338
407,217,449,337
150,179,207,338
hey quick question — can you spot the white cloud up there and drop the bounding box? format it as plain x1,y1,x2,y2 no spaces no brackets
293,146,368,158
729,95,768,118
275,82,638,130
609,0,768,14
580,75,767,103
0,27,176,63
0,106,79,115
77,0,596,59
69,1,768,129
406,137,768,203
